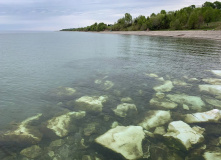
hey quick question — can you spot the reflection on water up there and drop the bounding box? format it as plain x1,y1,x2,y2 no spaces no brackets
0,32,221,159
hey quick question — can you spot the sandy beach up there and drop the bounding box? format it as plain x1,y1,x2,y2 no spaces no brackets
101,30,221,42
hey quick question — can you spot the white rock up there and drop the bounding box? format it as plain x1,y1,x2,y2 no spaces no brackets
50,87,76,100
154,81,174,92
167,94,205,111
184,109,221,123
121,97,133,103
1,114,42,144
113,103,137,117
211,70,221,77
75,96,108,112
164,121,204,151
95,126,145,160
47,111,85,137
203,78,221,85
203,151,221,160
199,85,221,96
157,77,165,81
150,98,178,109
138,110,171,130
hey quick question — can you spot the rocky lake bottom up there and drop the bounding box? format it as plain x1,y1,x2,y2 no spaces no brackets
1,69,221,160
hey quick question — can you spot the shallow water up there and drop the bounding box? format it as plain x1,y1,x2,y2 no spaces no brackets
0,31,221,159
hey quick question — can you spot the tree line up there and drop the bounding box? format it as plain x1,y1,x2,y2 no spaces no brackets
61,1,221,31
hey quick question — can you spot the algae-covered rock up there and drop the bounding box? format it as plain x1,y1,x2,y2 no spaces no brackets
199,85,221,96
47,111,86,137
172,80,188,86
138,110,171,130
184,109,221,123
84,122,98,136
113,103,137,117
20,145,42,159
164,121,204,151
150,98,178,109
75,96,108,112
145,73,158,78
0,113,42,145
154,80,174,92
155,92,165,99
95,126,145,160
167,94,205,111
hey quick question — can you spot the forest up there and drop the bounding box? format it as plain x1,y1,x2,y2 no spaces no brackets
61,1,221,31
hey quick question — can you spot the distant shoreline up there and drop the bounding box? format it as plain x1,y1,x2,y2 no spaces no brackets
98,30,221,42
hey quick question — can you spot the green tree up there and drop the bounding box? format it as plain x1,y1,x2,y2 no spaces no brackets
160,10,166,14
214,1,221,9
125,13,132,25
203,1,215,8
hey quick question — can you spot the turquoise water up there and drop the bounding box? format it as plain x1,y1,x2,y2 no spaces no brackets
0,31,221,159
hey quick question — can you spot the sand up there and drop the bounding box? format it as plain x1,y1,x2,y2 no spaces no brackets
100,30,221,42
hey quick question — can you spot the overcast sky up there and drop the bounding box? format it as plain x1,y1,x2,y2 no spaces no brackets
0,0,215,31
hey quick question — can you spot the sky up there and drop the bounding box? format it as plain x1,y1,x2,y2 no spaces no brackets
0,0,215,31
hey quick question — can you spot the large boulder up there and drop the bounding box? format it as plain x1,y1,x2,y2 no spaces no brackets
113,103,137,117
74,96,108,112
46,111,85,137
199,85,221,96
154,81,174,92
95,126,145,160
184,109,221,123
0,113,42,145
164,121,204,151
166,94,205,111
138,110,171,130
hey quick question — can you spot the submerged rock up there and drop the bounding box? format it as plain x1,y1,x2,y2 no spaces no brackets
205,98,221,108
211,70,221,77
154,81,174,92
49,87,76,100
164,121,204,151
20,145,42,159
138,110,171,130
150,98,178,109
184,109,221,123
155,92,165,99
199,85,221,96
75,96,108,112
172,80,188,86
145,73,158,78
121,97,133,103
95,126,145,160
167,94,205,111
203,78,221,85
84,122,98,136
113,103,137,117
47,111,85,137
0,113,42,145
94,78,114,90
203,150,221,160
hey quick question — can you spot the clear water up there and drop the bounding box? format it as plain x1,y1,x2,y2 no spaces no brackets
0,31,221,159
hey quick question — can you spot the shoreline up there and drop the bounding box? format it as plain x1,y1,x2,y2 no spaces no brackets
99,30,221,42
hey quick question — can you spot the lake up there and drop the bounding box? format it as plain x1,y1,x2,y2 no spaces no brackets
0,31,221,159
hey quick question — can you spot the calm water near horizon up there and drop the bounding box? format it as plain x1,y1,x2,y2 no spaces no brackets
0,31,221,159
